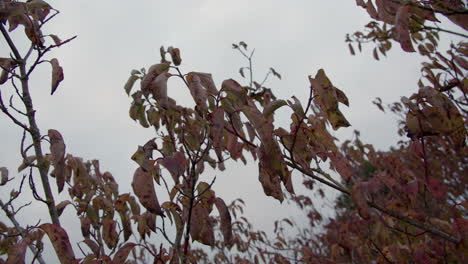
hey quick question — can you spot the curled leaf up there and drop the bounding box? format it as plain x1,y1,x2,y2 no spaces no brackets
112,243,137,264
158,152,187,184
0,58,17,85
48,129,66,192
0,167,8,185
132,167,164,216
40,224,76,264
167,46,182,66
215,197,233,246
6,239,28,264
50,58,64,95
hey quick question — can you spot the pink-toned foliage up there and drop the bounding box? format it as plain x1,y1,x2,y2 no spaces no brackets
0,0,466,263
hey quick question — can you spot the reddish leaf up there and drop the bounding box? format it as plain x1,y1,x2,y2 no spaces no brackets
112,243,137,264
427,177,447,199
50,58,64,95
189,205,215,246
102,216,118,249
40,223,76,264
395,6,415,52
82,239,100,256
186,72,208,111
351,183,370,219
6,239,28,264
215,197,233,246
328,152,352,182
158,152,187,184
48,129,66,192
131,168,164,216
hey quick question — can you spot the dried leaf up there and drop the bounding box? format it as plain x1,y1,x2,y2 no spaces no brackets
48,129,66,192
351,183,370,219
189,205,215,246
83,239,99,256
124,74,139,95
56,200,71,217
0,167,8,185
50,58,64,95
132,168,164,216
40,224,76,264
158,152,187,184
49,34,61,45
18,156,36,172
102,216,118,249
215,197,233,246
167,46,182,66
0,58,17,85
6,239,28,264
263,99,287,117
112,243,137,264
395,6,415,52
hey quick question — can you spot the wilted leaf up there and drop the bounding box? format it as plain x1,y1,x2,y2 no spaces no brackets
395,6,415,52
49,34,61,45
270,67,281,79
0,58,17,85
102,216,118,249
50,58,64,95
189,205,215,246
40,224,76,264
348,43,355,55
215,197,233,246
82,239,99,256
6,239,28,264
263,99,287,117
0,167,8,185
124,74,139,95
132,167,164,216
167,46,182,66
56,200,71,217
186,72,208,111
351,183,370,219
158,152,187,184
309,70,350,130
48,129,66,192
18,156,36,172
112,243,137,264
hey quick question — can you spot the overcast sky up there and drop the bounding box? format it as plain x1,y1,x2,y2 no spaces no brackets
0,0,463,262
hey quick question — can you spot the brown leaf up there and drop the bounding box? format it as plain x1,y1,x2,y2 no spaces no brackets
140,62,170,97
309,70,350,130
131,167,164,216
49,34,62,45
158,152,187,184
395,6,415,52
186,72,208,111
0,167,8,186
102,216,118,249
214,197,233,246
83,239,100,256
6,239,28,264
351,183,370,219
167,46,182,66
0,58,17,85
189,205,215,246
48,129,66,192
112,243,137,264
56,200,71,217
50,58,64,95
40,224,76,264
